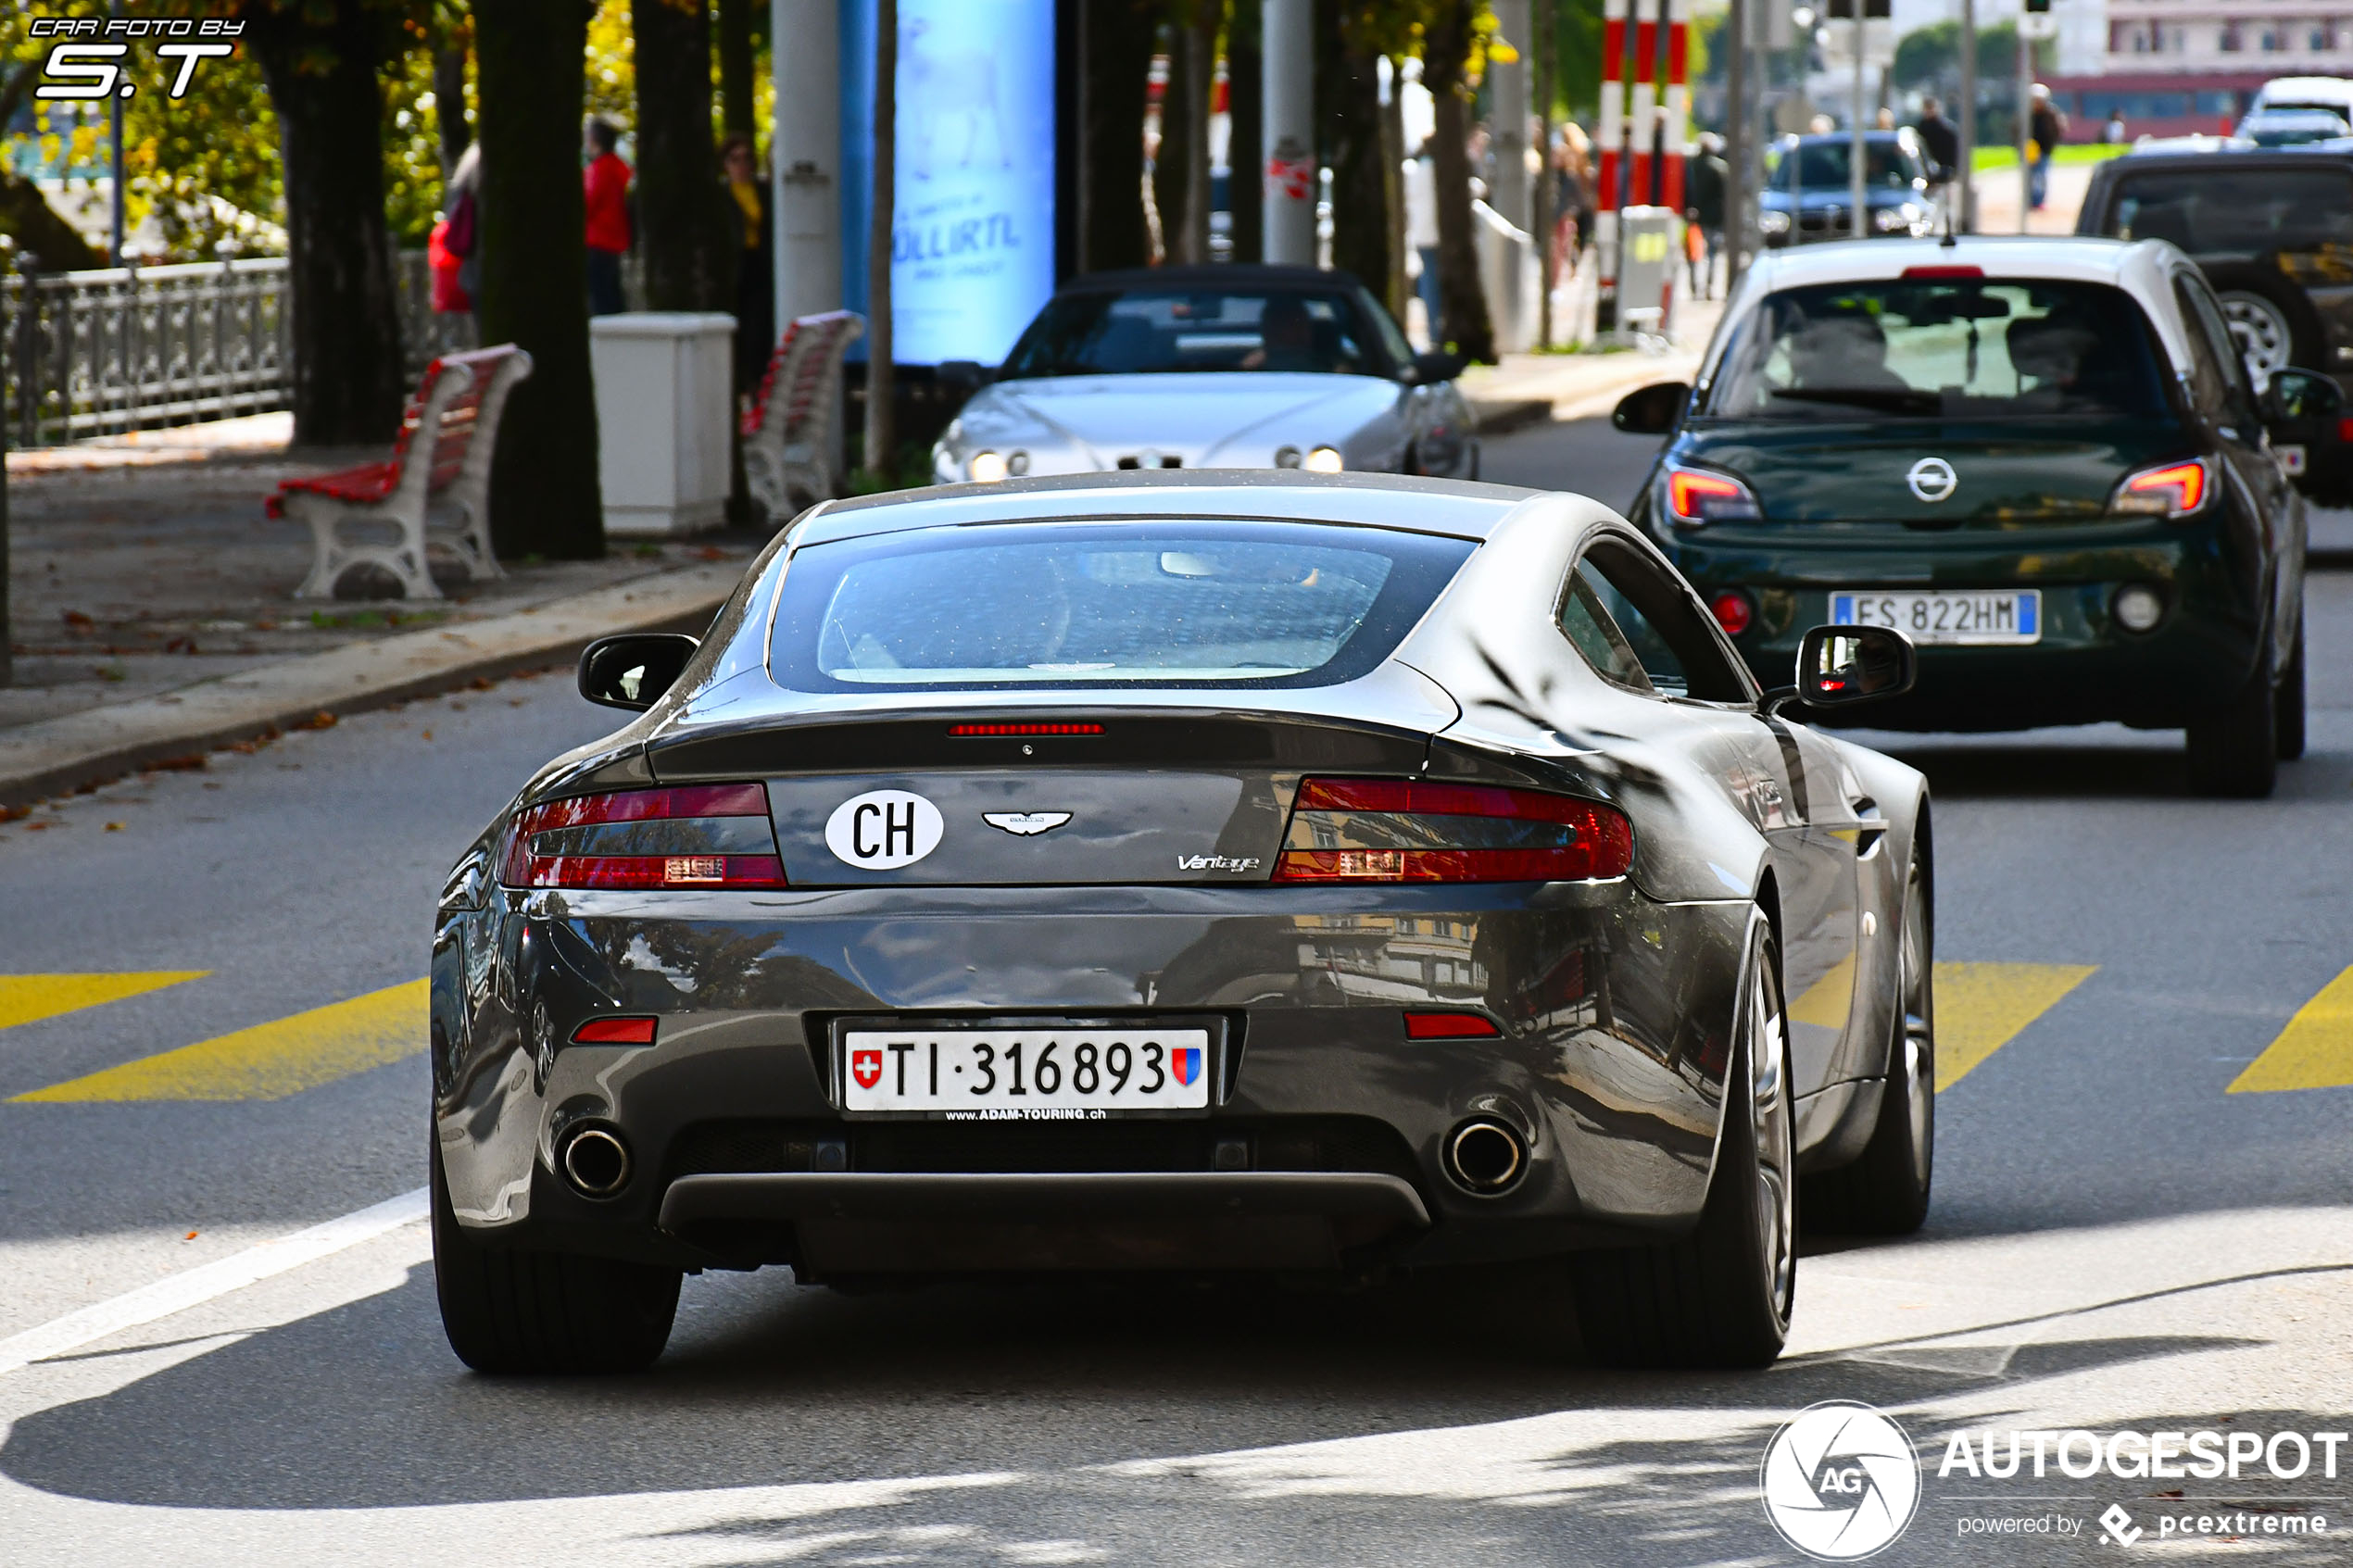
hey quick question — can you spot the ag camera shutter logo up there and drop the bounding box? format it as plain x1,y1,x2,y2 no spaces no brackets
1759,1400,1922,1560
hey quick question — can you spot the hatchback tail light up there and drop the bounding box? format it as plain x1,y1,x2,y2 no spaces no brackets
501,783,786,889
2110,457,2212,519
1273,778,1633,883
1662,464,1762,527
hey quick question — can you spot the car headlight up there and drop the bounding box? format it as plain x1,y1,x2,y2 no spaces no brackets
1759,209,1791,234
1303,445,1344,473
968,450,1007,483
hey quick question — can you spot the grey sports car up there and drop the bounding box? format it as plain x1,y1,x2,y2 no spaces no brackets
429,470,1934,1375
931,265,1481,483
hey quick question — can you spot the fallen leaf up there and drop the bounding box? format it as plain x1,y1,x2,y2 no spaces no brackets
105,822,123,832
296,710,337,730
422,729,434,741
183,1231,198,1241
61,609,94,629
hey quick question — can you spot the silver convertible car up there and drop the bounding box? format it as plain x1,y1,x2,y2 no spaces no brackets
429,471,1934,1375
931,265,1481,483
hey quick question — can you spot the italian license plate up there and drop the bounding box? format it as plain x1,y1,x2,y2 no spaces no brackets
837,1023,1214,1119
1831,589,2041,646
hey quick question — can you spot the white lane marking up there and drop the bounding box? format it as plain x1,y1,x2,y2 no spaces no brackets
0,1186,427,1377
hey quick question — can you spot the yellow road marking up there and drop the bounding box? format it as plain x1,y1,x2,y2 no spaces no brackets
1932,961,2097,1090
12,980,427,1103
0,972,208,1033
2231,967,2353,1094
1790,954,1857,1029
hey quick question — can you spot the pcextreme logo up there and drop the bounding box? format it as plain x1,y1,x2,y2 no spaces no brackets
1759,1400,1922,1561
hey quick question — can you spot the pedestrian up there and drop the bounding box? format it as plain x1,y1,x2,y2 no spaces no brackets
1875,107,1896,132
434,142,481,320
720,132,774,398
1403,138,1441,348
2102,107,2128,144
1915,94,1959,184
2027,84,2066,211
1686,132,1728,300
583,117,632,317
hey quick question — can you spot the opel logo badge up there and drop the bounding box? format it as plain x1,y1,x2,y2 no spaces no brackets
1906,458,1957,503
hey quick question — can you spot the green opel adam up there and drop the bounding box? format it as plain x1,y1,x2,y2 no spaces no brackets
1615,236,2341,797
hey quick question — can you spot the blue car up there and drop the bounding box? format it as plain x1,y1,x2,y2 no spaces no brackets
1760,131,1935,246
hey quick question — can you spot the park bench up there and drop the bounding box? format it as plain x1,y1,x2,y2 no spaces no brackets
741,310,863,523
271,344,534,600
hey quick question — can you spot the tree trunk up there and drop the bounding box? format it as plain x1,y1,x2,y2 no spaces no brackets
1423,1,1494,362
474,0,603,559
634,0,730,312
863,0,896,478
716,0,756,140
433,42,471,178
1225,0,1263,265
1378,56,1407,321
1315,0,1389,293
244,2,407,445
1175,17,1214,265
1078,0,1156,273
1151,25,1194,265
1533,1,1554,347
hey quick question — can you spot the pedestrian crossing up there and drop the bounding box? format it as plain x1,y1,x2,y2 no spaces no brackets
0,960,2349,1103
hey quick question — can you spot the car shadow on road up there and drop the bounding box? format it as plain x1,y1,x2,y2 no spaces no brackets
1825,729,2353,803
0,1252,2318,1564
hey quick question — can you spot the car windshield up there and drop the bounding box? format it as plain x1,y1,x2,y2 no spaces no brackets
2101,166,2353,250
767,520,1474,692
997,286,1408,379
1772,141,1921,191
1704,279,2171,420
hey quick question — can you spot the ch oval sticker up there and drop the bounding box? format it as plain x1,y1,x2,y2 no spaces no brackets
824,790,944,869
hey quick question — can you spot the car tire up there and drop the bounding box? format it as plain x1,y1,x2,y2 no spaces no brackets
2276,616,2307,762
2185,644,2280,798
2212,277,2325,386
1802,850,1934,1236
431,1139,681,1375
1571,920,1795,1369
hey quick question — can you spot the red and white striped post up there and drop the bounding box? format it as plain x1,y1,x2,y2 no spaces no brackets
1596,0,1628,332
1662,0,1690,213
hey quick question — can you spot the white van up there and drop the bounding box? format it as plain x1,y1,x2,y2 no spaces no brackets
2251,76,2353,121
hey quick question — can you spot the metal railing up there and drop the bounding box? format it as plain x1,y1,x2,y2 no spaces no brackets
1,249,483,447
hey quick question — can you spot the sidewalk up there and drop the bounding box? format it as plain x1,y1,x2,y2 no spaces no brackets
2,417,762,808
1462,294,1724,433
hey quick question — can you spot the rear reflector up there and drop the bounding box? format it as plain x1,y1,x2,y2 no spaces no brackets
949,722,1105,736
1901,265,1982,280
1404,1011,1501,1039
1273,778,1634,883
502,783,786,889
1709,589,1755,636
572,1017,658,1045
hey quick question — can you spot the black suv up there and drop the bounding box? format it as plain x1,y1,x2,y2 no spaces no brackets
2078,147,2353,503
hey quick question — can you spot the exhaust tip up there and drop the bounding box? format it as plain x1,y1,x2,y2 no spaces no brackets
559,1124,632,1198
1443,1118,1528,1195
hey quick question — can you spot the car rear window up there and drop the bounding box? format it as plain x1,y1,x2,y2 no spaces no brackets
998,286,1408,379
1703,278,2171,420
2098,167,2353,251
766,519,1474,693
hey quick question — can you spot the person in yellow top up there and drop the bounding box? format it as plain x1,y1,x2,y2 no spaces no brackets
721,132,774,400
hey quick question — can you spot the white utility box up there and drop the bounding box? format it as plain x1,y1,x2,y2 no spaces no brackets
590,311,736,536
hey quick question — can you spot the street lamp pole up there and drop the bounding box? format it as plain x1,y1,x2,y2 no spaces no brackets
1261,0,1315,265
1958,0,1977,232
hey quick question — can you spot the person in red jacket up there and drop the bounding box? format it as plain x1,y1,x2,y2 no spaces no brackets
583,118,632,316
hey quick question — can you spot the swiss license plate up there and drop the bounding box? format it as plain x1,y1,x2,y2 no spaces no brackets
838,1024,1214,1119
1831,589,2041,646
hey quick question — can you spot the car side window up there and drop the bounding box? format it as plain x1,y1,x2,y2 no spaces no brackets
2173,276,2262,432
1558,569,1655,694
1577,537,1755,703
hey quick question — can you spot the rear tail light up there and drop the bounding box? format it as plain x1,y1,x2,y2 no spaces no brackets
501,783,786,889
1273,778,1633,884
572,1017,658,1045
1663,464,1762,527
1709,589,1755,636
1901,264,1982,280
2110,458,2212,519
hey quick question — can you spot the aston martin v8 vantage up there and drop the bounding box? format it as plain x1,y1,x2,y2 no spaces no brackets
429,471,1933,1374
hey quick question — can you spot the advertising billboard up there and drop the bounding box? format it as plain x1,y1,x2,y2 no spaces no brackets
839,0,1057,366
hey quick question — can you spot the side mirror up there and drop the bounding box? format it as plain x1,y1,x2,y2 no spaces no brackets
1612,381,1691,435
577,633,699,711
2262,366,2344,427
1768,624,1917,713
1407,349,1466,385
937,359,989,392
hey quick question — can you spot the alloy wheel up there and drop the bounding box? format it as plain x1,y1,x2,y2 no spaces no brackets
1751,950,1796,1325
2219,291,2293,384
